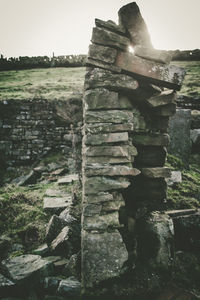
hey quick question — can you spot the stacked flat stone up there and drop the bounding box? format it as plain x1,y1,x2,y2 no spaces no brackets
82,2,185,290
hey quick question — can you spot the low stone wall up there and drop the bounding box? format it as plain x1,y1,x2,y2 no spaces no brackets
0,97,82,167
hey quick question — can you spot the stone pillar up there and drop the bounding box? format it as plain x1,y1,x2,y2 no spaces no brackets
81,2,185,292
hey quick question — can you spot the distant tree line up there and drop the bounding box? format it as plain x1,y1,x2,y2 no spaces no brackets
0,54,87,71
0,49,199,71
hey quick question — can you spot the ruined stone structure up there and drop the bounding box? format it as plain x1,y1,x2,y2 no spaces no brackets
81,2,185,293
0,98,82,166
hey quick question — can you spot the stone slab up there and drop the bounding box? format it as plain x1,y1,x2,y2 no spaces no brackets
84,193,114,204
82,230,128,287
118,2,153,48
85,145,137,157
85,163,140,177
85,68,139,92
140,167,171,178
91,27,130,51
86,57,121,73
85,132,129,145
85,110,133,124
146,90,177,108
116,52,186,90
57,174,79,185
86,123,134,133
43,197,71,213
83,212,120,230
165,209,197,218
88,44,117,64
85,155,134,164
95,18,126,35
85,176,130,194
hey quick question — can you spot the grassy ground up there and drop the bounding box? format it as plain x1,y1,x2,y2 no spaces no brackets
173,61,200,99
0,67,86,100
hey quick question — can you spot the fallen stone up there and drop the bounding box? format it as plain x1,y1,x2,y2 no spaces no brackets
44,256,62,263
165,209,197,218
85,110,133,124
118,2,153,48
59,209,76,224
51,226,72,256
32,243,49,256
132,133,169,146
91,27,130,51
43,197,71,214
173,211,200,251
46,215,67,245
82,230,128,287
85,145,137,157
85,176,130,194
166,171,182,186
57,277,81,298
146,90,177,107
85,68,138,92
85,132,129,145
1,255,53,285
12,170,39,186
0,236,11,261
57,174,79,185
0,274,15,294
190,129,200,145
86,122,133,133
85,163,140,177
50,168,66,176
83,212,120,230
88,44,117,64
137,212,174,267
134,45,172,64
116,52,185,90
140,167,171,178
95,18,126,35
45,188,68,197
64,253,80,278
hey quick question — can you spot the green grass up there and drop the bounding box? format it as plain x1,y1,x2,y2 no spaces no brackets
0,67,86,100
173,61,200,99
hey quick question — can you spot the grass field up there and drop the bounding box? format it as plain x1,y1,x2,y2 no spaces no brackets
0,62,199,101
0,67,86,100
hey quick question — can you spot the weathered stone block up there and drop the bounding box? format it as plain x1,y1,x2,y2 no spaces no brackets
85,176,130,194
46,215,67,245
168,109,191,165
95,18,126,35
57,278,81,298
43,197,71,214
134,45,172,64
86,122,133,133
116,52,185,90
118,2,153,48
132,133,170,146
91,27,130,51
85,163,140,177
85,110,133,124
140,167,171,178
137,212,174,267
83,212,120,230
82,230,128,287
88,44,117,64
85,132,129,145
85,145,137,157
190,129,200,145
85,68,138,92
84,192,114,204
85,155,134,164
146,90,177,107
86,57,121,73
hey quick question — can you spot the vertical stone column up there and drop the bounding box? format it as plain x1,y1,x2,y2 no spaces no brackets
81,2,185,291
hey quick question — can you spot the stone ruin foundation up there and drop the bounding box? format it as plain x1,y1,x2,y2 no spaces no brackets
81,1,186,297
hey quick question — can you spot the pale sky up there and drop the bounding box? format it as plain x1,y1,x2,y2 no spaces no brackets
0,0,200,58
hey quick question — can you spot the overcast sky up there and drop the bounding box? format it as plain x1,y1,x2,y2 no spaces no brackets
1,0,200,58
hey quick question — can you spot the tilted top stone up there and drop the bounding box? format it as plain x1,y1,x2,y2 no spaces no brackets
95,18,126,36
118,2,153,48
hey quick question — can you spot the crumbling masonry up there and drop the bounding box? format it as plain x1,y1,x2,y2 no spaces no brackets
81,2,185,291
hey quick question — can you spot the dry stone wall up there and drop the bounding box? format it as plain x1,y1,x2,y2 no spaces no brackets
81,2,185,292
0,98,82,167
